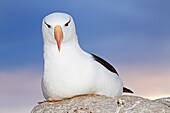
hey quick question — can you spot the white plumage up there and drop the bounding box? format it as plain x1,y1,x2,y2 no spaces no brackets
41,13,132,101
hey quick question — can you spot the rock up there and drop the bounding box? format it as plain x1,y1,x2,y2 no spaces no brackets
154,97,170,108
31,95,170,113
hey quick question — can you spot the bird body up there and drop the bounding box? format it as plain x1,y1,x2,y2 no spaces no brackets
41,13,132,101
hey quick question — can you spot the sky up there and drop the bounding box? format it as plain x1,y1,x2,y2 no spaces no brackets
0,0,170,113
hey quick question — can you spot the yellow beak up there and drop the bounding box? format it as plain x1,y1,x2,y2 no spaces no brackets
54,25,63,52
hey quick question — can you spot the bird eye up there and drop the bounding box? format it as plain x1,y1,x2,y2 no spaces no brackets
65,18,71,27
44,21,51,28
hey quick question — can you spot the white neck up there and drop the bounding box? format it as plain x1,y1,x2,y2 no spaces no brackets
43,33,90,68
44,33,81,55
43,33,92,79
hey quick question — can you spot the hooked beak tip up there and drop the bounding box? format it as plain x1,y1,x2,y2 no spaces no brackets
57,41,61,52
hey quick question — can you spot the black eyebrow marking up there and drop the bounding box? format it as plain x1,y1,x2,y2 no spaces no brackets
65,17,71,26
44,21,51,28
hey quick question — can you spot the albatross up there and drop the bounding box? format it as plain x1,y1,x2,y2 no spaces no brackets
41,12,133,102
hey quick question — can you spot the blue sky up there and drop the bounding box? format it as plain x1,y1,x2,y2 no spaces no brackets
0,0,170,113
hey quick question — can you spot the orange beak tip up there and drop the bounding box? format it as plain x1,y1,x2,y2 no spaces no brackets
57,41,61,52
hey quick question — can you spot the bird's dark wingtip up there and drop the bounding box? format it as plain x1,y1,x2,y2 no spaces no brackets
123,87,134,94
91,54,119,75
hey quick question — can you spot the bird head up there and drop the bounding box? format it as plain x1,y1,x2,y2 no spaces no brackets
42,13,76,52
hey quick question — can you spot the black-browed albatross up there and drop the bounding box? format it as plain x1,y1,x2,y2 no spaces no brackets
41,12,133,102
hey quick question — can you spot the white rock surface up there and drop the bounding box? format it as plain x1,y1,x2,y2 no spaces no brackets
31,95,170,113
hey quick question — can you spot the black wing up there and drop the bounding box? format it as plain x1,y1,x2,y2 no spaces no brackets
91,54,134,94
123,87,134,93
91,54,119,75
